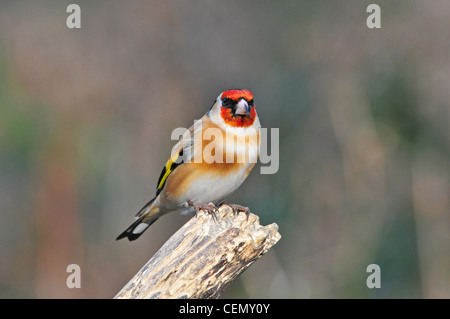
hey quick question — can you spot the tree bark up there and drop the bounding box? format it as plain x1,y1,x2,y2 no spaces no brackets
114,204,281,299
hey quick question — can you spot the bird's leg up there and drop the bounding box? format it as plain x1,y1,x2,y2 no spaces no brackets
223,203,251,219
187,200,219,221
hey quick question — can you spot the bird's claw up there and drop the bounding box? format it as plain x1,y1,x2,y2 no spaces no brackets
224,203,251,220
187,200,219,221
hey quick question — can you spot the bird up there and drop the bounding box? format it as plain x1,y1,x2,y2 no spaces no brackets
116,89,261,241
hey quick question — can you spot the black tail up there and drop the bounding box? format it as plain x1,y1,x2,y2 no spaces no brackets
116,215,159,241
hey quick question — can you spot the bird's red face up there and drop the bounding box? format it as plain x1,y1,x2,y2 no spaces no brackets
220,89,257,128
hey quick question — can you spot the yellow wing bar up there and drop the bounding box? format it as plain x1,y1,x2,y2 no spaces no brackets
156,150,182,195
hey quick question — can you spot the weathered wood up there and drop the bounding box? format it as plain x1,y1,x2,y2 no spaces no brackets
114,204,281,299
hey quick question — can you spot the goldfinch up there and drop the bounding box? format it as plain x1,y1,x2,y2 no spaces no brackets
116,89,261,241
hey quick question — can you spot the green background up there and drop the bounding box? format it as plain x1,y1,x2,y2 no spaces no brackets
0,0,449,298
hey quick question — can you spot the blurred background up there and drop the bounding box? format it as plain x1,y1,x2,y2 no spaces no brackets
0,0,449,298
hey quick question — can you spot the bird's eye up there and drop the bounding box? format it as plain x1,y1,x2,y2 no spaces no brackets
248,99,254,108
221,98,233,108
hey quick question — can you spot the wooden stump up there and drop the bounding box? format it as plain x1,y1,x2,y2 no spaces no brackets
114,204,281,299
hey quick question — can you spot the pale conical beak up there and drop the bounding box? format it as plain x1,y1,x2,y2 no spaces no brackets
235,100,249,115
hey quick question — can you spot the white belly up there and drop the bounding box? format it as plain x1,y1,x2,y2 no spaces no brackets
184,165,250,204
